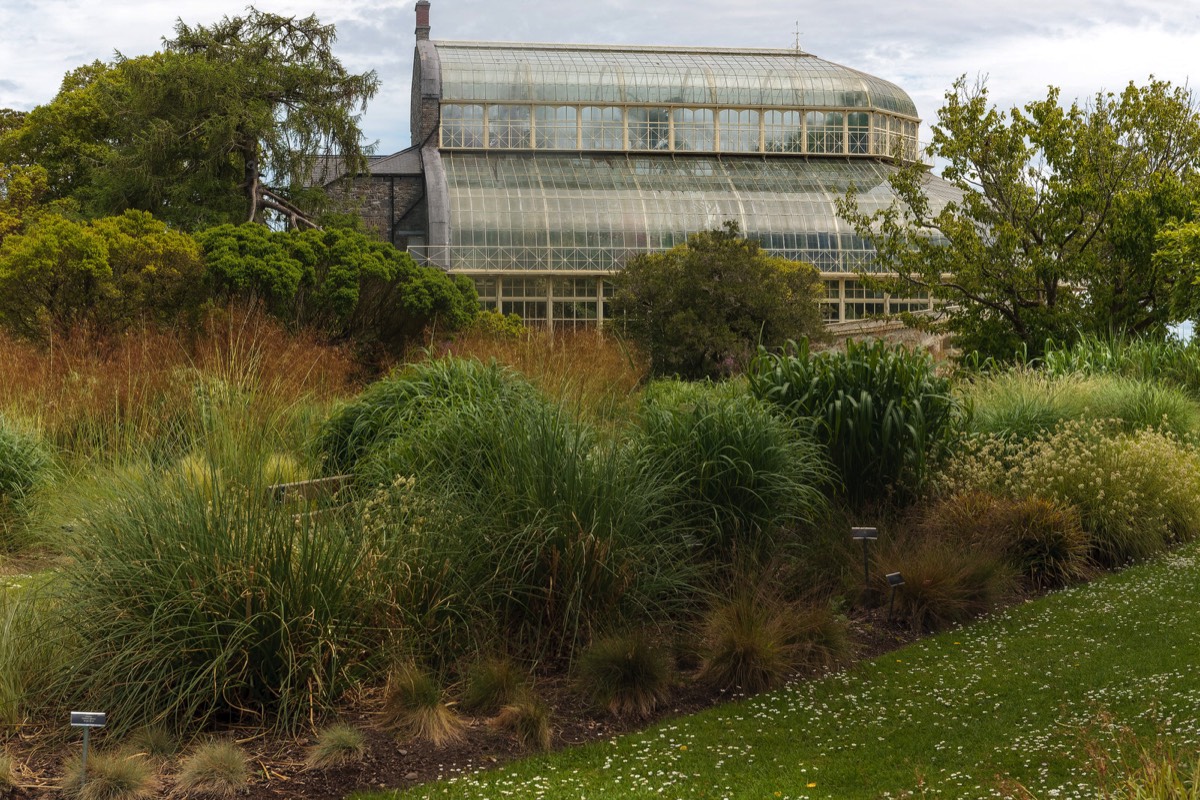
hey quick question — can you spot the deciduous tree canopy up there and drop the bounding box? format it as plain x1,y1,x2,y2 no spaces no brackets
840,77,1200,360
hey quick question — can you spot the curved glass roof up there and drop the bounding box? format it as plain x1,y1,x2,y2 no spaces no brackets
438,153,959,273
433,43,919,117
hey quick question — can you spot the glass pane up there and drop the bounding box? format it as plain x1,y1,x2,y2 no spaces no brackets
488,105,532,148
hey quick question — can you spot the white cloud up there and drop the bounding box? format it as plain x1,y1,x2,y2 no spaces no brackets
1,0,1196,154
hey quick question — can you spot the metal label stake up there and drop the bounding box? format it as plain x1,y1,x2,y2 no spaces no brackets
70,712,106,784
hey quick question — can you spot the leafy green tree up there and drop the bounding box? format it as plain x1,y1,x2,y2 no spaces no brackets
1156,213,1200,318
839,77,1200,360
195,224,477,347
611,222,824,379
0,9,378,229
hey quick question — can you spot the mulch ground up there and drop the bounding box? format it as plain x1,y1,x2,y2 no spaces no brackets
2,608,925,799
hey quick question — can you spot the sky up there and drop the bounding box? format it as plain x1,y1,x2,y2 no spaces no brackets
2,0,1199,156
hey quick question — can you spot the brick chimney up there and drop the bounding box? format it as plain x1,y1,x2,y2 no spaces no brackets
415,1,431,40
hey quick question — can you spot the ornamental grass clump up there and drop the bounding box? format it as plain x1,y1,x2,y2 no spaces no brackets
315,357,540,474
879,536,1015,631
699,589,849,693
968,371,1200,440
576,633,674,720
362,393,701,662
305,724,368,769
490,696,553,752
633,379,830,556
461,656,527,715
748,338,966,503
175,740,248,798
918,491,1093,590
40,421,390,735
61,751,156,800
1042,333,1200,395
943,419,1200,567
380,663,465,746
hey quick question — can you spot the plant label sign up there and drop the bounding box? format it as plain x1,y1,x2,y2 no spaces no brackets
69,711,106,728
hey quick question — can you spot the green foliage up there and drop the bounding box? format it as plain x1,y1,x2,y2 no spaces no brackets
316,358,540,475
0,415,49,505
305,724,368,769
0,163,71,245
1,10,379,228
968,371,1200,441
461,657,526,715
175,741,249,798
40,428,390,734
611,221,824,379
1160,214,1200,321
1041,335,1200,395
749,338,965,503
196,224,476,346
839,77,1200,360
0,210,203,340
633,379,829,556
61,751,156,800
576,633,674,720
127,726,177,761
380,664,465,746
360,389,702,662
467,309,527,339
943,420,1200,567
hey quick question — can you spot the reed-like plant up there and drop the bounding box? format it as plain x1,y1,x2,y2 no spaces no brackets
748,338,966,504
1042,334,1200,397
633,380,830,556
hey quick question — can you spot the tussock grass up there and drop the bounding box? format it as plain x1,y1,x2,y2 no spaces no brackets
305,724,368,769
461,657,526,715
61,750,156,800
175,740,248,798
698,588,850,694
126,726,176,761
576,633,674,720
491,697,553,753
878,536,1015,631
919,492,1094,590
0,751,14,792
380,664,465,747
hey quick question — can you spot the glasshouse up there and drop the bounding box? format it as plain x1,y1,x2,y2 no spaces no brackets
321,0,961,327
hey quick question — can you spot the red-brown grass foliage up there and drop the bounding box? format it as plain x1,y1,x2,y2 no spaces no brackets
435,328,648,427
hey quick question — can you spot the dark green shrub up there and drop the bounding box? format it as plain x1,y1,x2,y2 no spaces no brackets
315,358,540,475
611,222,824,379
633,380,829,556
576,633,673,720
749,338,966,503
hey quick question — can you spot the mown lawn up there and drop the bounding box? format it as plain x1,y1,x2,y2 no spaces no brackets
357,542,1200,800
